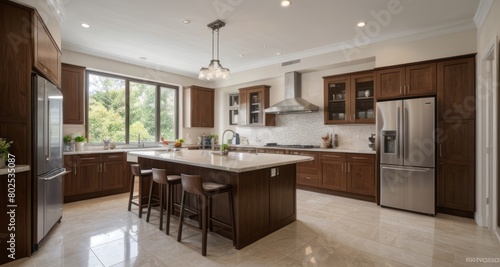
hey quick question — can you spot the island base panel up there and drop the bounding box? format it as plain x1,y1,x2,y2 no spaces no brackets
138,157,297,249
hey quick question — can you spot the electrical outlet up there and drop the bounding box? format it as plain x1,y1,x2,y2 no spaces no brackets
271,168,276,177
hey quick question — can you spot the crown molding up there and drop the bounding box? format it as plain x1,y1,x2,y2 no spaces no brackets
474,0,493,30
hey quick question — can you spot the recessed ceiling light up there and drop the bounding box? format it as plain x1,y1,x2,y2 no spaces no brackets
357,21,366,27
263,45,267,48
139,57,147,60
281,0,291,7
276,52,282,56
183,19,191,24
81,23,90,28
238,54,244,57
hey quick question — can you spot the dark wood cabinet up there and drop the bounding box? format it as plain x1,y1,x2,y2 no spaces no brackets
61,63,85,124
76,154,101,194
323,71,374,124
239,85,275,126
437,57,475,121
346,154,375,196
64,153,129,202
437,120,475,216
375,62,436,100
33,12,61,86
101,153,127,190
63,156,77,197
321,153,347,191
436,54,475,218
184,86,214,127
290,150,321,187
320,152,375,198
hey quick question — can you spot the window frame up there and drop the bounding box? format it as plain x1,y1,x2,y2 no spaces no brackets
85,70,179,144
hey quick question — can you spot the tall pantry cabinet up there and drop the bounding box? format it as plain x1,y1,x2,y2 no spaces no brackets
436,55,476,218
0,0,62,264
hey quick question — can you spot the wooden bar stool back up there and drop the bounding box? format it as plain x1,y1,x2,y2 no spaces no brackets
177,174,235,256
146,168,181,235
128,164,153,218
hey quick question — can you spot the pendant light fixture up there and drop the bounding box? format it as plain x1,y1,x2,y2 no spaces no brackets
198,19,230,80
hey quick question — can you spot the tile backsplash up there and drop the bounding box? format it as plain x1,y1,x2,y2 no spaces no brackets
236,112,375,151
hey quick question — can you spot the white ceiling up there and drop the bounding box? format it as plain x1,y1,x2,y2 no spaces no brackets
60,0,480,78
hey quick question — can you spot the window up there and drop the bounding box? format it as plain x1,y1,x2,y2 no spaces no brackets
87,71,178,144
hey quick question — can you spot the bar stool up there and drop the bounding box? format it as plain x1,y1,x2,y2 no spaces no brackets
177,174,235,256
146,168,181,235
128,164,153,218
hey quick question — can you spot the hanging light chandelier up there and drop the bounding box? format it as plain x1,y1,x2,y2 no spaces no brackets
198,19,230,80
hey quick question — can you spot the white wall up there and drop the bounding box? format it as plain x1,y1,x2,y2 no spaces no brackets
476,0,500,232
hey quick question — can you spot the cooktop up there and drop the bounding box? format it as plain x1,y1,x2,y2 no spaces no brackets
264,143,317,149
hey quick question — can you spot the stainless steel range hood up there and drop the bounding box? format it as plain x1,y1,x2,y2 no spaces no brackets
264,72,319,114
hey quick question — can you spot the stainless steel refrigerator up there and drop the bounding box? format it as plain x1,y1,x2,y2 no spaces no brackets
377,97,435,215
34,74,67,245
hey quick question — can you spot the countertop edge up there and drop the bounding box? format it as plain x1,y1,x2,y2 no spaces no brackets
0,165,30,176
130,151,313,173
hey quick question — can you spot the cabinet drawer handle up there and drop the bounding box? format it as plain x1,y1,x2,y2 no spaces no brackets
81,157,96,160
324,155,340,158
107,155,122,159
351,156,368,160
73,165,77,175
304,176,312,180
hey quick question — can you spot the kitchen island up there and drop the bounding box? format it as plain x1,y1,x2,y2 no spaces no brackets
129,150,312,249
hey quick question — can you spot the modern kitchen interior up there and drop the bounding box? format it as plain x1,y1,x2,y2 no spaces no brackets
1,0,500,266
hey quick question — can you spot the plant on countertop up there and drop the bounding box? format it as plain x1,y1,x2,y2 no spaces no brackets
222,144,229,152
63,134,73,143
0,138,13,162
174,139,183,147
74,136,86,142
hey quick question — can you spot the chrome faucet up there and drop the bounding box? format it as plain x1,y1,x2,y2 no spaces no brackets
138,134,144,148
221,129,237,153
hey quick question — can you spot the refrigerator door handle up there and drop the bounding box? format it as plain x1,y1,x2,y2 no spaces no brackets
381,166,431,172
396,107,401,159
46,99,51,161
404,107,409,160
40,169,69,181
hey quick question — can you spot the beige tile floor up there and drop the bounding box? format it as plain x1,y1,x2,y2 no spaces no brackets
6,190,500,267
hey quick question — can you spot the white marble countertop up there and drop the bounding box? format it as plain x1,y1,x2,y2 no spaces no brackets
64,143,375,156
232,145,376,154
129,150,313,173
0,165,30,176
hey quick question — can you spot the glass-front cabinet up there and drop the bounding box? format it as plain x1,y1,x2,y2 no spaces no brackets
229,93,239,125
324,71,375,124
324,76,350,124
351,72,375,123
238,85,275,126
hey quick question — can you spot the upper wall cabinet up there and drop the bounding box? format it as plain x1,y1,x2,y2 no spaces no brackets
375,62,436,100
437,56,475,120
238,85,275,126
184,86,214,128
323,71,375,124
33,12,62,87
61,63,86,124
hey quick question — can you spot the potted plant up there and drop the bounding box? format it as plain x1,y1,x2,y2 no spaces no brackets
63,134,73,152
74,136,86,151
0,138,13,168
221,144,229,155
